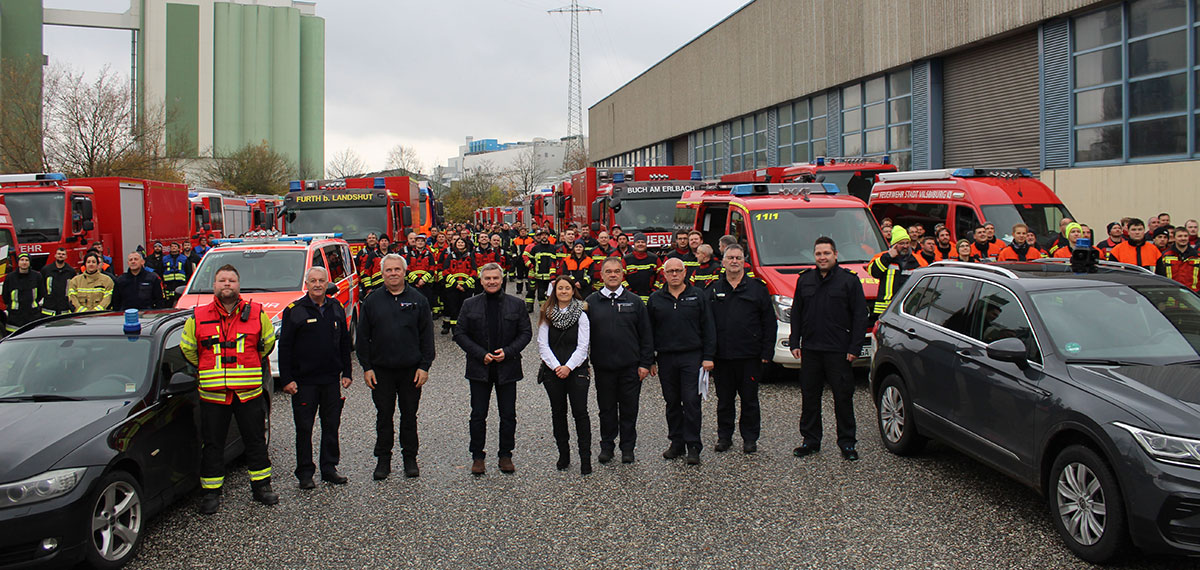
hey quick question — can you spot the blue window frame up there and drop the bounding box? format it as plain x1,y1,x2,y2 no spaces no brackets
777,94,829,165
839,68,913,169
730,112,767,172
1071,0,1197,164
693,126,723,178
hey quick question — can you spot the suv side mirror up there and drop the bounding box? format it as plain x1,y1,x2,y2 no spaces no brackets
986,338,1029,368
163,371,197,396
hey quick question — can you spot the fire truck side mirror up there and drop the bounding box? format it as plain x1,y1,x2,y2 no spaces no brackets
402,206,413,227
590,200,602,223
203,223,211,231
83,220,94,232
78,199,94,221
201,210,211,224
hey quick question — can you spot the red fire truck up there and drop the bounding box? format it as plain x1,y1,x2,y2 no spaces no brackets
0,173,96,270
526,188,555,231
0,203,18,329
566,166,696,243
720,156,898,203
246,195,284,232
676,182,886,374
283,176,422,255
189,189,253,244
68,177,191,273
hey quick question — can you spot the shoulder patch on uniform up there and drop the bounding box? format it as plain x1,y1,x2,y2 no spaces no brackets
287,302,295,309
798,268,810,275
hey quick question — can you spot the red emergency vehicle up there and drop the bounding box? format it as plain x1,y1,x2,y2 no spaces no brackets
569,166,696,239
720,156,898,203
527,188,555,231
247,195,284,232
867,168,1074,243
189,189,252,242
676,182,886,372
0,173,97,270
593,170,700,249
68,177,191,274
0,204,18,326
283,176,422,255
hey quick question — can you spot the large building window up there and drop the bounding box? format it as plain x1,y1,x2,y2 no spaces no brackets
693,126,723,178
839,69,912,169
777,94,828,165
1072,0,1197,164
730,112,767,172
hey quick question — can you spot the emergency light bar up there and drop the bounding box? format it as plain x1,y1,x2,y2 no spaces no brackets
212,233,343,246
730,183,839,197
0,172,66,184
876,168,1032,183
811,156,890,167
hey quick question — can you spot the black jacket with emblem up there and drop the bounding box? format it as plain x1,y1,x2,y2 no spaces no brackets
584,288,654,370
646,284,716,360
357,285,436,372
278,294,352,384
789,265,868,355
110,268,163,311
708,275,775,361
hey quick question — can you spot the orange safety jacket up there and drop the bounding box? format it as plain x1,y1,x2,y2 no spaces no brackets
969,240,1004,260
559,255,594,290
1108,240,1161,270
181,298,276,404
998,244,1046,262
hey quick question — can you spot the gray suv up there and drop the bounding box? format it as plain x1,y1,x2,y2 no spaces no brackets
871,259,1200,563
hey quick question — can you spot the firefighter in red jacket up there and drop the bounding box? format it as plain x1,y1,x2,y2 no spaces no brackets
181,264,277,514
691,244,722,289
441,237,477,334
405,234,440,307
1157,227,1200,292
623,233,662,302
473,234,505,293
591,231,618,291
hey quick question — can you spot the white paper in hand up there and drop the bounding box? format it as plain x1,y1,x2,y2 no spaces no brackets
698,368,710,401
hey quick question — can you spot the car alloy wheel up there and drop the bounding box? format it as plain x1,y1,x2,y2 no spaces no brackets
90,475,142,563
879,385,905,444
1056,462,1106,546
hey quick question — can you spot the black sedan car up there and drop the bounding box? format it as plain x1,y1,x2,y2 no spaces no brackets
871,259,1200,563
0,310,261,569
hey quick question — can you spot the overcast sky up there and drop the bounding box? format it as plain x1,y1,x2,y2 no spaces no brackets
42,0,748,173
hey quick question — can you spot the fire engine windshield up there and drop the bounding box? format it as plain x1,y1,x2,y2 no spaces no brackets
818,170,890,203
614,196,679,232
5,192,65,243
980,204,1072,243
286,207,387,241
751,207,886,265
187,249,306,294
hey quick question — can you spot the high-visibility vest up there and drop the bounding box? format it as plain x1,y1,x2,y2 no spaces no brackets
182,300,274,404
162,254,189,287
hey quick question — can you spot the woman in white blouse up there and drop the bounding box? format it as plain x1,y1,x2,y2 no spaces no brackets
537,275,592,475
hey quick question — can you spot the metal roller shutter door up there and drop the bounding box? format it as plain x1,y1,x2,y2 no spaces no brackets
943,31,1041,173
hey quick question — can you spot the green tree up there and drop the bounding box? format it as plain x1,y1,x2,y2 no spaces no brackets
201,140,295,195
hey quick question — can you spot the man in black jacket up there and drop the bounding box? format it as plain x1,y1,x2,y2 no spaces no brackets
789,237,868,461
111,251,163,311
453,262,532,476
41,247,77,316
357,254,436,480
648,257,716,465
584,257,654,464
279,266,353,488
708,244,775,454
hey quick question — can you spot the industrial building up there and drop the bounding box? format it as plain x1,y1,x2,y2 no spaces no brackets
588,0,1200,226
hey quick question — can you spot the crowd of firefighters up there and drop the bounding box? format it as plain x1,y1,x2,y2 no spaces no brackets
1,237,215,332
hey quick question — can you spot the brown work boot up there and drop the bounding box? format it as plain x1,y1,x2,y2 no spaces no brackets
471,458,485,476
498,457,515,473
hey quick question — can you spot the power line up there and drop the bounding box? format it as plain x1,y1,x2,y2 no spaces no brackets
548,1,600,165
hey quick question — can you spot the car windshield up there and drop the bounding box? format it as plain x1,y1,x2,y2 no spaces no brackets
981,204,1072,243
1029,285,1200,363
287,206,387,241
614,196,680,232
0,337,152,400
5,191,64,243
188,249,306,294
819,169,891,203
751,207,886,265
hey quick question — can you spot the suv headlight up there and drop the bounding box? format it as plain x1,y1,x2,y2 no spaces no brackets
1115,422,1200,468
0,468,87,508
771,295,792,324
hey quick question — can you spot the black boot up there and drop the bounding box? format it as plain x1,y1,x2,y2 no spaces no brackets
252,482,278,505
374,456,391,480
198,492,221,515
556,448,571,471
441,321,451,335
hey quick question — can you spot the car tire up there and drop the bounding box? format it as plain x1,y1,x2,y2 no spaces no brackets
876,374,926,456
1048,445,1129,563
83,471,144,570
349,313,358,351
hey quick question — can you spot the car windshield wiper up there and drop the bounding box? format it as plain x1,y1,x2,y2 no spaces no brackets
0,394,86,402
1065,358,1147,367
238,287,279,293
16,229,56,242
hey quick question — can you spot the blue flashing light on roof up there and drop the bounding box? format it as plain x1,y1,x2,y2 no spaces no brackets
289,180,302,192
951,168,1033,179
881,155,891,164
950,168,976,177
43,173,66,181
374,177,386,189
815,157,825,166
691,170,702,181
730,184,755,196
613,172,625,183
188,191,199,198
818,183,839,194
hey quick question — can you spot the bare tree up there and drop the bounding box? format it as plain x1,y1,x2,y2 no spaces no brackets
561,141,588,173
201,140,295,195
506,144,549,200
385,144,423,175
40,65,185,180
327,148,367,178
0,56,48,173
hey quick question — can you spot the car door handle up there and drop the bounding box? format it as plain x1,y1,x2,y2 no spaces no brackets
904,327,916,336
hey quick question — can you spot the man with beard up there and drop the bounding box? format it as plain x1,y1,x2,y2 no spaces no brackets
1157,227,1200,292
40,247,77,316
3,253,43,332
915,236,939,267
869,226,920,317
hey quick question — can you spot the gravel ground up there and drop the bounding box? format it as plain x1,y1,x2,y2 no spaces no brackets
125,285,1200,570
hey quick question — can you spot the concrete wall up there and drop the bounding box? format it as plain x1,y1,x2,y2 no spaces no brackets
589,0,1106,161
1042,162,1200,228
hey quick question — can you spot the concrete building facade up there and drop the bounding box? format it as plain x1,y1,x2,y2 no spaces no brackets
0,0,324,174
444,136,576,185
588,0,1200,227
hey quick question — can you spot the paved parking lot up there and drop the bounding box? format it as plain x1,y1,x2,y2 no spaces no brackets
127,291,1200,569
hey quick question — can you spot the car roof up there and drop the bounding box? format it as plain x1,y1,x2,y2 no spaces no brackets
916,260,1175,292
6,309,189,340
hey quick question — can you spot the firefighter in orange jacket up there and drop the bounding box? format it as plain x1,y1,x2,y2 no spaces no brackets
559,239,594,293
998,224,1046,261
1108,218,1161,270
969,226,1003,259
1157,227,1200,292
181,263,277,515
